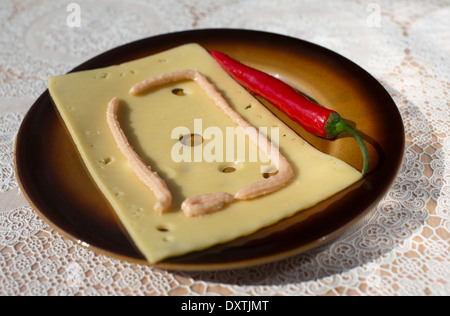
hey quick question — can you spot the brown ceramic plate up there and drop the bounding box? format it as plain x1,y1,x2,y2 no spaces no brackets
15,29,404,271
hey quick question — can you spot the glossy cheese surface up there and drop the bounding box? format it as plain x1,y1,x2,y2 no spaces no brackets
49,44,362,263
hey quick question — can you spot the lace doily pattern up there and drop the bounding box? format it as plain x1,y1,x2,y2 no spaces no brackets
1,0,449,296
0,113,23,193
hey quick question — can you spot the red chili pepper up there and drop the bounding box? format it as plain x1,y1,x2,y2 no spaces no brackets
209,50,369,175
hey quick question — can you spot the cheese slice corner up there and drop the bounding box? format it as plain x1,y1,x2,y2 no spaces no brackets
48,43,362,263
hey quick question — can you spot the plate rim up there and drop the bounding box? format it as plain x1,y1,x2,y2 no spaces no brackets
14,28,405,271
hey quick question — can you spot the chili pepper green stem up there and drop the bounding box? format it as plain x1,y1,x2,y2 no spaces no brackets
335,121,370,176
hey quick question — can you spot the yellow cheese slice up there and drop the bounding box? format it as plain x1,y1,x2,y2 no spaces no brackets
48,43,362,263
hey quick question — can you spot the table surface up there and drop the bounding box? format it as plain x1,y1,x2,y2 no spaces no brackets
1,0,449,296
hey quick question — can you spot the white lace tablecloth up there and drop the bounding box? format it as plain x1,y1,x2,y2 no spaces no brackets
1,0,449,296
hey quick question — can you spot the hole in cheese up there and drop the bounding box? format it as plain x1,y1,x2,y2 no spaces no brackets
179,133,204,147
262,166,279,179
172,88,188,96
95,73,110,79
221,166,237,173
98,157,112,166
263,171,279,179
156,225,170,232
